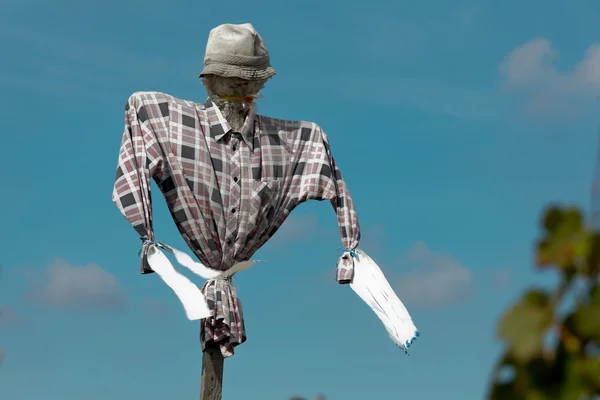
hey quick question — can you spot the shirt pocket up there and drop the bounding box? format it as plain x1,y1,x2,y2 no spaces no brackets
249,180,281,238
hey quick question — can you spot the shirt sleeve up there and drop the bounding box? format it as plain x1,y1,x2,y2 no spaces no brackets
316,125,361,284
112,94,164,274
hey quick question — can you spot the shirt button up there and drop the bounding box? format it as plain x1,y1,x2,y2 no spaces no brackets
231,208,236,214
233,177,238,182
226,238,233,245
232,145,237,151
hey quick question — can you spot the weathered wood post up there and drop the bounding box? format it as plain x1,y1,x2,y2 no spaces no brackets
200,342,224,400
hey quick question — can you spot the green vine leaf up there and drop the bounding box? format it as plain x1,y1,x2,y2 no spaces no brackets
498,290,553,362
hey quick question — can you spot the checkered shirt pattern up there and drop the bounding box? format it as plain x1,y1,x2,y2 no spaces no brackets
112,91,361,357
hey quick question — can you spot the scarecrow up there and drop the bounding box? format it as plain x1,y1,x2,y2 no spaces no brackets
112,23,418,398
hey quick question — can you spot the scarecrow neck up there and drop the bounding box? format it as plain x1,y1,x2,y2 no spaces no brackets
208,95,251,132
202,75,267,132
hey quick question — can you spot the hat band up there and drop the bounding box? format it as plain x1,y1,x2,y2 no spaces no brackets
204,53,271,67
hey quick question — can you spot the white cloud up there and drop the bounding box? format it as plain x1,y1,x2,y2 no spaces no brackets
332,34,599,122
25,259,128,311
499,37,600,115
395,242,472,309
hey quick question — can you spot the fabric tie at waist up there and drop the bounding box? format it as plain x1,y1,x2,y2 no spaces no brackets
144,241,262,320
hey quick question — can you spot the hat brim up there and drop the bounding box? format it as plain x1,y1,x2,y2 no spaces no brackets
199,63,276,80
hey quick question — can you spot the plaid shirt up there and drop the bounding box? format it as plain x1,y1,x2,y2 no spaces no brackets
112,91,360,357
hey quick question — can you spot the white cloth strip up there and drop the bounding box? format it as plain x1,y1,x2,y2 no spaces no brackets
347,249,420,354
146,243,261,320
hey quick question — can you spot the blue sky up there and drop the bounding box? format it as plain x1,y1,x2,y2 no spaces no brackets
1,0,599,399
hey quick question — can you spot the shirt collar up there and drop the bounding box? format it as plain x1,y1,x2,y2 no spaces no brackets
203,98,257,150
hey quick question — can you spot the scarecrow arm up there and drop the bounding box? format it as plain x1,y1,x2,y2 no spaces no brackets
317,126,361,284
112,93,165,274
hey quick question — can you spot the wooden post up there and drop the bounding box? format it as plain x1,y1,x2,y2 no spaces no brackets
200,342,224,400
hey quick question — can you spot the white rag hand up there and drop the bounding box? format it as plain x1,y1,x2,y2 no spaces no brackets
146,246,212,320
348,249,420,354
